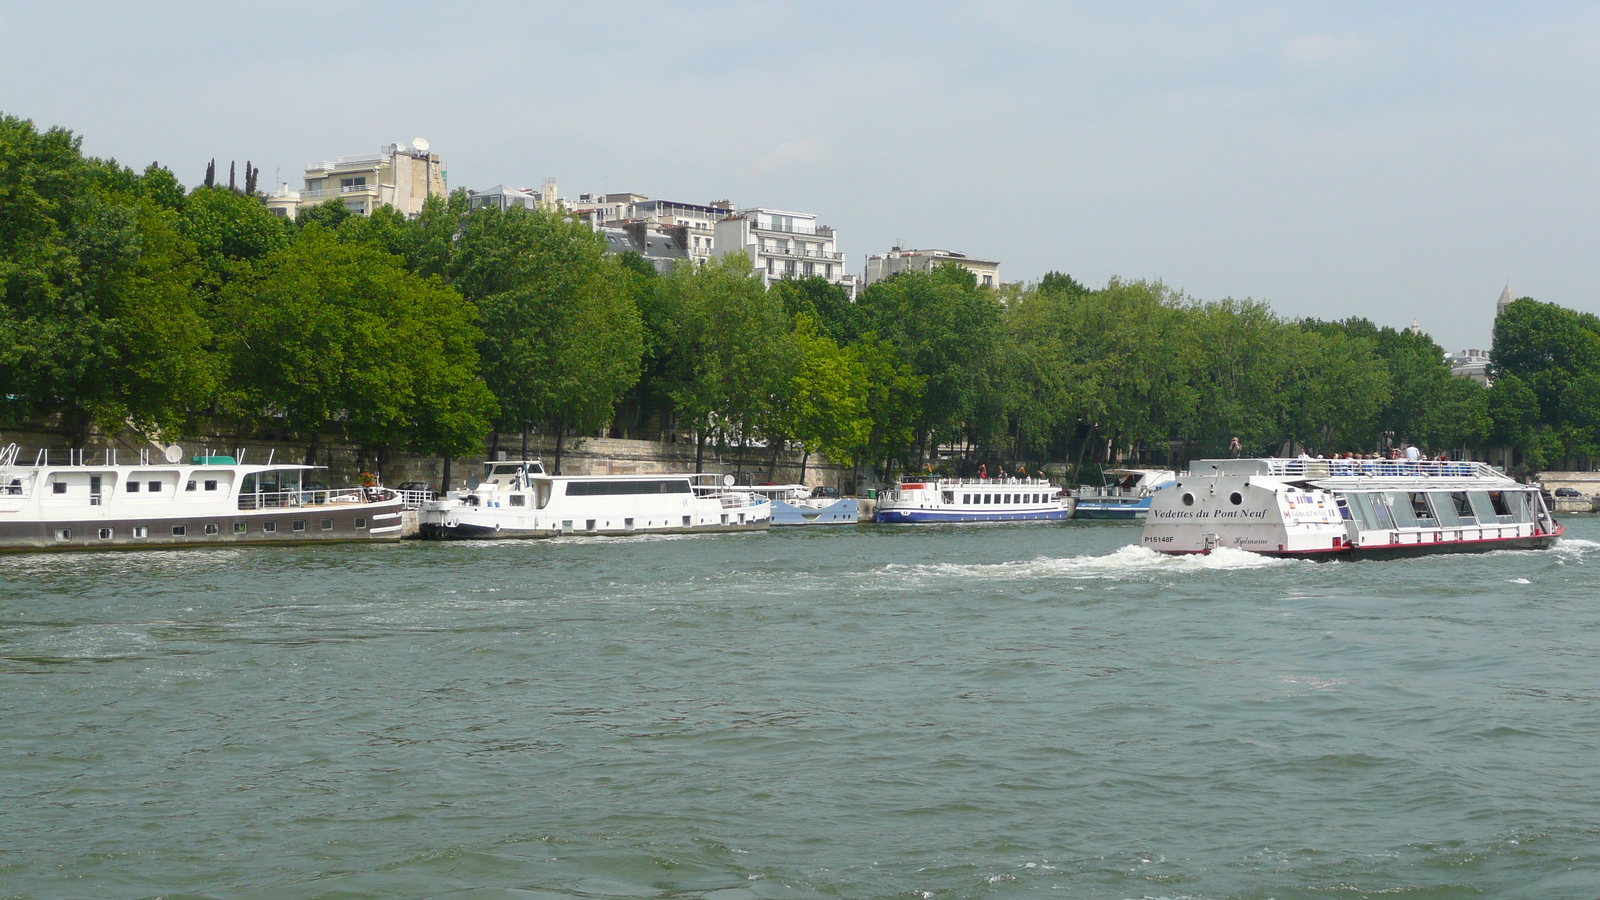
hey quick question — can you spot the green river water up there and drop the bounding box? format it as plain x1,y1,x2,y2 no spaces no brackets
3,517,1598,899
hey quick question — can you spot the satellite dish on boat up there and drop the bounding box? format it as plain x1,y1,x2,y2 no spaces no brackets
412,138,430,152
163,444,183,463
723,474,735,487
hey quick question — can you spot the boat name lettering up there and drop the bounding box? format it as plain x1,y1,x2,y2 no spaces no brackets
1151,508,1267,520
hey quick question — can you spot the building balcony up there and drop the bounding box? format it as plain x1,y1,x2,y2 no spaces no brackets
750,222,832,237
298,184,387,201
760,247,844,261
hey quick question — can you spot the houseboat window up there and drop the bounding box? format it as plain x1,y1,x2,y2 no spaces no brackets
204,523,220,535
321,518,334,531
1384,492,1421,528
56,528,71,540
983,494,992,504
172,525,186,536
355,518,366,529
962,494,971,504
942,491,955,504
292,520,306,532
133,526,148,538
149,481,162,492
536,482,552,509
1429,493,1462,527
127,481,140,492
204,480,218,491
53,482,66,494
98,528,113,540
234,522,247,534
186,480,197,491
1448,492,1476,524
566,479,692,496
510,495,526,506
263,522,277,533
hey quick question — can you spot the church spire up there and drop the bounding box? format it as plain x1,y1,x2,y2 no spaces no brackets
1496,283,1515,316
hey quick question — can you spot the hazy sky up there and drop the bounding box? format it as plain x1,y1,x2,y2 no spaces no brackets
5,1,1598,351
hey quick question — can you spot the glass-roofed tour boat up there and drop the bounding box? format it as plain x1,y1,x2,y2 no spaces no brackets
1141,457,1563,559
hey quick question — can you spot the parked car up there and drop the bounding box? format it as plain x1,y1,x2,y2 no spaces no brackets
1553,486,1583,498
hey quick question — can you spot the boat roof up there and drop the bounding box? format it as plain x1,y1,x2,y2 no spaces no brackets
1185,457,1517,486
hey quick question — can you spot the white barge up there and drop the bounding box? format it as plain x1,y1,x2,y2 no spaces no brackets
0,444,403,552
1141,457,1563,559
418,461,771,539
874,477,1075,523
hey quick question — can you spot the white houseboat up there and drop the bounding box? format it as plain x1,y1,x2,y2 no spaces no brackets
1141,457,1563,559
874,477,1075,524
1071,468,1177,520
0,444,403,552
417,461,771,539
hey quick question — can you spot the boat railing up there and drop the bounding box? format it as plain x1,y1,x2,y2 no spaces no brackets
1254,458,1502,479
237,487,393,510
895,477,1053,488
395,489,434,509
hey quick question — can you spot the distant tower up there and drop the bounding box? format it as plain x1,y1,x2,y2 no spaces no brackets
1407,319,1422,336
1496,283,1515,316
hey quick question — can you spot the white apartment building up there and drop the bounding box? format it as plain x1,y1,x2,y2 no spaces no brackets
864,247,1001,288
265,140,446,219
713,207,852,294
569,193,730,263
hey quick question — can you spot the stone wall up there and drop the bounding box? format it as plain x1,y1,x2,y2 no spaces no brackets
0,425,856,495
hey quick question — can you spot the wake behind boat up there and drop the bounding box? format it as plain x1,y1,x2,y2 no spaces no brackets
1141,457,1562,559
418,461,771,539
874,476,1074,523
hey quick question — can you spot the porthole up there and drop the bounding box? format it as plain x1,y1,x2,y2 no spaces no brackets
1230,491,1244,505
1182,492,1195,506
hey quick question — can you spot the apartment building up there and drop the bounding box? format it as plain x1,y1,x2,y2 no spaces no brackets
265,140,445,220
569,192,730,263
864,247,1001,288
712,207,853,295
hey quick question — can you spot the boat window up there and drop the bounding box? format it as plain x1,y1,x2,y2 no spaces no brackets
133,526,148,538
204,480,218,491
1448,492,1476,525
1465,492,1496,523
186,480,197,492
1407,493,1437,526
293,520,306,532
234,522,247,534
98,528,113,540
1344,493,1378,529
172,525,186,536
321,518,334,531
566,479,693,496
942,491,955,504
983,494,992,504
1505,491,1533,523
491,464,525,475
1429,493,1462,527
1385,492,1421,528
510,495,526,506
149,481,162,492
204,523,220,535
264,522,277,533
962,494,971,504
127,481,140,493
536,482,552,509
53,482,66,494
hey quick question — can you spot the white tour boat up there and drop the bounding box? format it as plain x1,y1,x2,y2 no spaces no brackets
874,477,1075,524
1141,457,1563,559
743,484,859,526
0,444,403,552
417,460,771,539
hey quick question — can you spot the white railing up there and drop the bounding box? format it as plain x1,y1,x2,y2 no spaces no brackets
396,489,434,509
896,477,1054,488
298,184,385,201
1256,458,1502,479
237,487,395,510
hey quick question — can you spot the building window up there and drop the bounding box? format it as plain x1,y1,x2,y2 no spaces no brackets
340,176,367,189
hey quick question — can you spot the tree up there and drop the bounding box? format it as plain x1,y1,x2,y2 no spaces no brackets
179,185,288,297
453,206,643,472
218,225,495,465
0,115,216,442
775,314,872,480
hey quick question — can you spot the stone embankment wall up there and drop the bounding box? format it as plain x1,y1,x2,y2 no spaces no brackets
0,426,856,495
1538,471,1600,513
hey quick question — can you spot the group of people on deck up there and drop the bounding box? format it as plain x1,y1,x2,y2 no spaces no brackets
1227,435,1454,463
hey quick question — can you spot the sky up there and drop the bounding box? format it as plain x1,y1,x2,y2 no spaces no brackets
4,1,1599,352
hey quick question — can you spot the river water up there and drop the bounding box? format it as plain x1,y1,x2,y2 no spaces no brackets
3,518,1598,899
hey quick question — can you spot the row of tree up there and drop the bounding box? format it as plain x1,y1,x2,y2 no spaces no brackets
2,114,1593,483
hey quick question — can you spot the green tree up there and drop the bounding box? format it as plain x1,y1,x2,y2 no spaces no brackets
776,314,872,480
219,225,494,464
454,206,643,472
